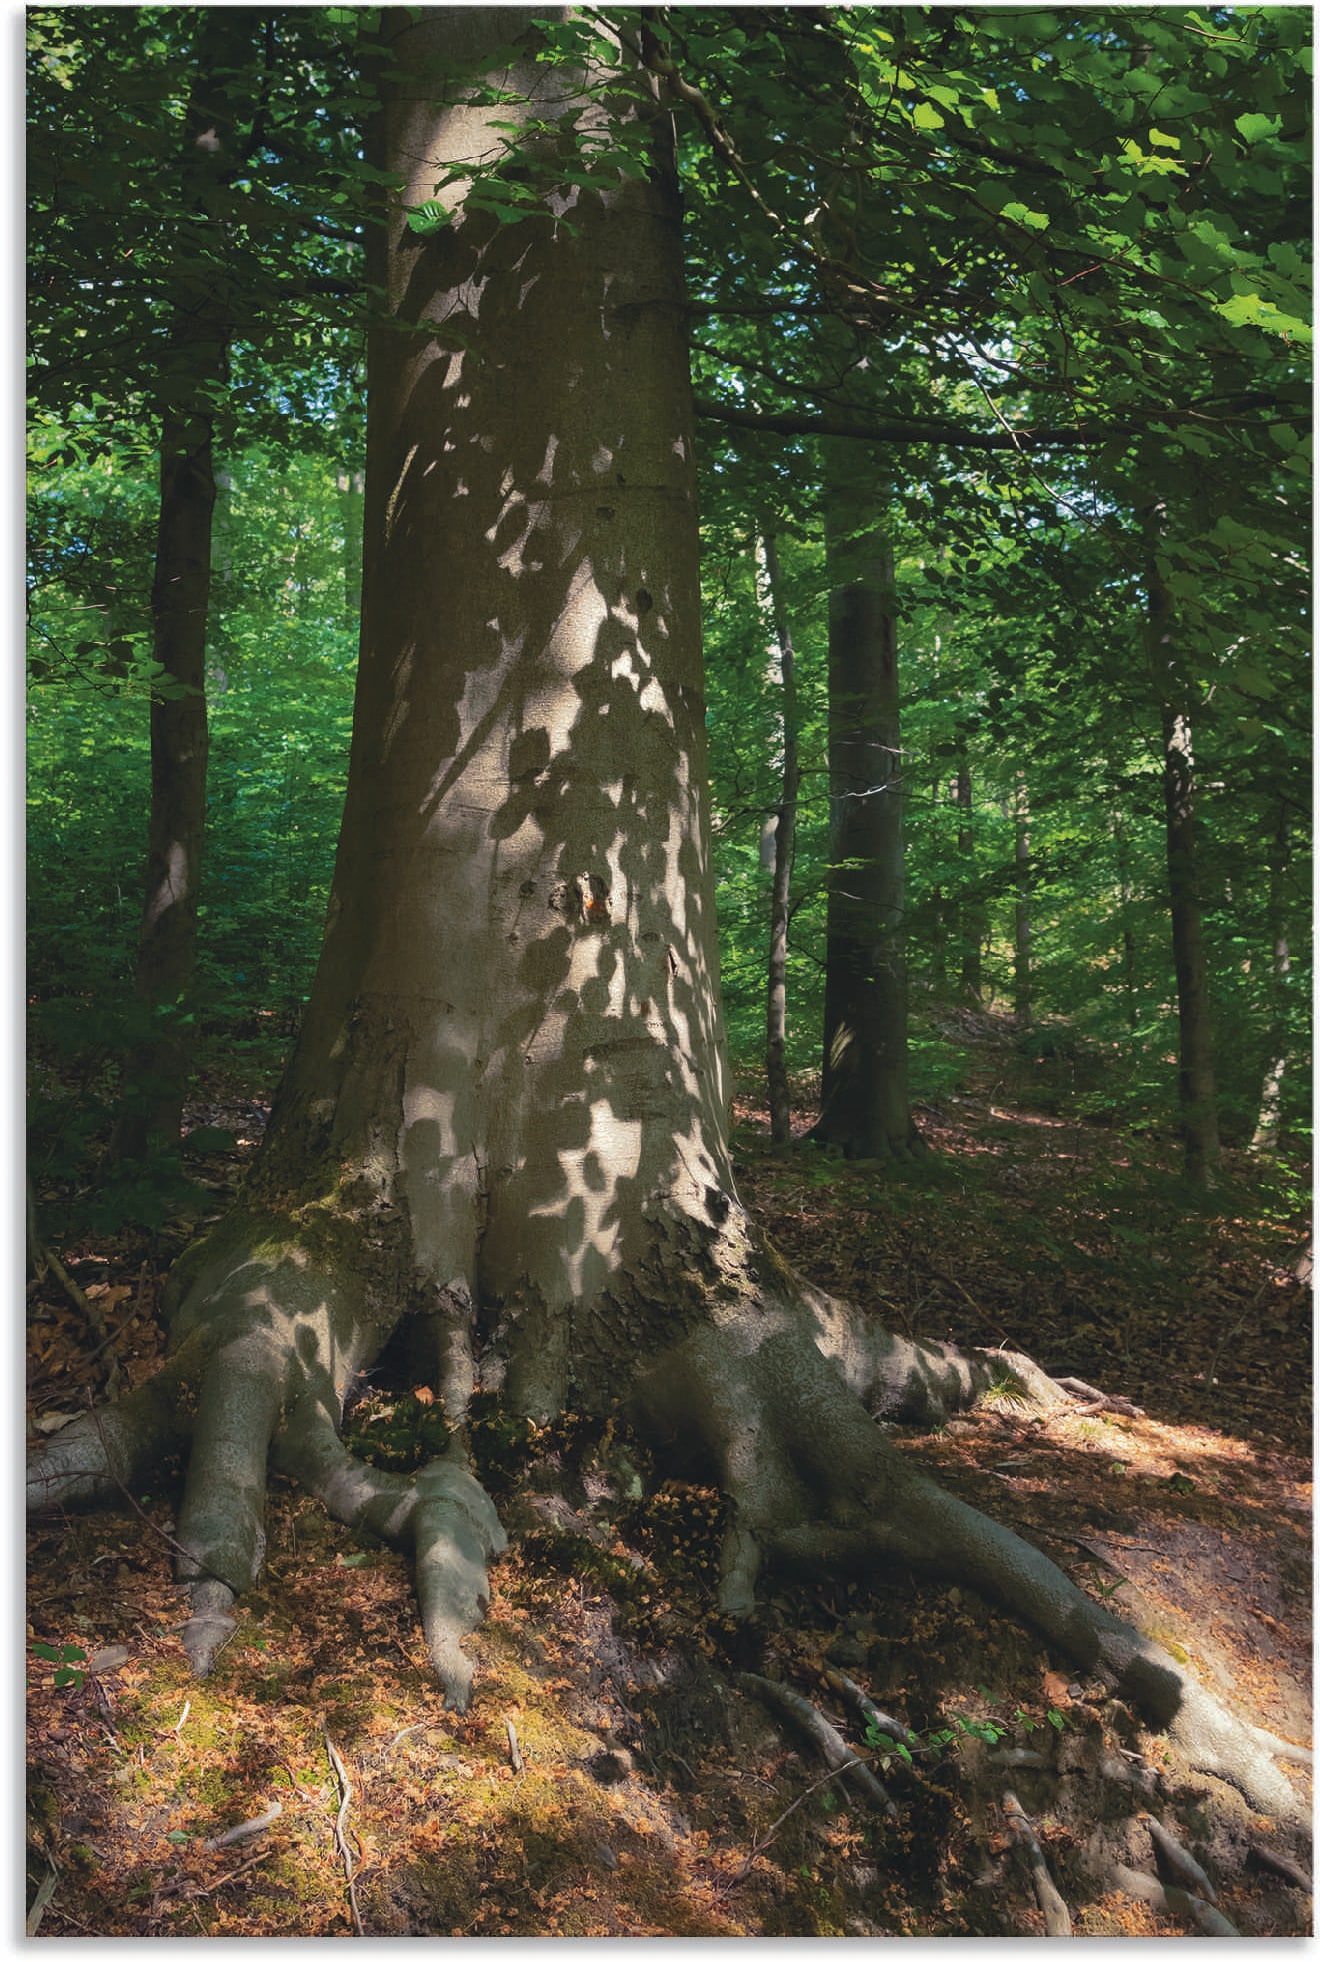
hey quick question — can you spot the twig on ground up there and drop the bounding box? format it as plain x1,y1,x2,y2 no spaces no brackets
738,1672,897,1816
26,1862,60,1936
383,1721,426,1760
192,1850,272,1895
718,1759,870,1896
1052,1376,1144,1418
506,1717,524,1775
324,1728,364,1937
203,1799,283,1851
28,1180,103,1333
1002,1791,1071,1936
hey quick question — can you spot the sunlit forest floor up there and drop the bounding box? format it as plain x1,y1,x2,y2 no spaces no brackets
27,1007,1312,1936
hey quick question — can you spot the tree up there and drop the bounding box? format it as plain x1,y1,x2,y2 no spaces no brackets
759,529,800,1146
811,442,920,1158
28,11,1307,1828
111,15,243,1160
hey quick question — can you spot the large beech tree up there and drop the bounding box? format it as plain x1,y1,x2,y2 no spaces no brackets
28,8,1305,1823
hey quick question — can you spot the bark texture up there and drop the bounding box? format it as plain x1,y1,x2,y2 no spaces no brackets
812,449,920,1158
28,11,1306,1832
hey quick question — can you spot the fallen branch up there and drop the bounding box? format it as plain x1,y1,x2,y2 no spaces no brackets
1002,1791,1072,1936
738,1672,896,1817
1111,1862,1242,1936
718,1758,872,1896
26,1862,59,1936
1052,1376,1144,1418
203,1799,283,1851
324,1729,364,1937
506,1717,523,1775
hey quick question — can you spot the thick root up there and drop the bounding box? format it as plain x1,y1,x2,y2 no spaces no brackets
274,1398,505,1710
180,1577,239,1677
643,1309,1309,1828
413,1461,507,1713
26,1345,203,1513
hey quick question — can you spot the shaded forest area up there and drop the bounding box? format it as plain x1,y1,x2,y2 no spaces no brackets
28,4,1310,1939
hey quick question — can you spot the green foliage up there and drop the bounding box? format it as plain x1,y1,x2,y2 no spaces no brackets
30,1641,88,1690
26,7,1312,1228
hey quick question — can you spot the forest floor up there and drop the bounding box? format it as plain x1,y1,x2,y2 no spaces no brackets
26,1007,1312,1938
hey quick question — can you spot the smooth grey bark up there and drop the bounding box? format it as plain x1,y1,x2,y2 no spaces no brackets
27,12,1309,1826
811,447,920,1158
760,529,799,1146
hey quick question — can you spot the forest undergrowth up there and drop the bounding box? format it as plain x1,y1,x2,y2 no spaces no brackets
27,1007,1312,1937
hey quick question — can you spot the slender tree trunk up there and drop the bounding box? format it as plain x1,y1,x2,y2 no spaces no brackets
812,448,920,1158
955,750,983,1007
337,467,366,627
1012,773,1031,1030
113,24,246,1160
1146,540,1220,1184
1251,810,1290,1153
1113,813,1140,1029
760,529,799,1145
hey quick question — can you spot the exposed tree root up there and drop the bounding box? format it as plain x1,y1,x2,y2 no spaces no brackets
1003,1791,1072,1936
1111,1862,1242,1936
25,1197,1310,1841
738,1671,896,1816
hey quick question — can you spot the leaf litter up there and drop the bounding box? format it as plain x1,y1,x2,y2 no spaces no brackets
27,1014,1311,1935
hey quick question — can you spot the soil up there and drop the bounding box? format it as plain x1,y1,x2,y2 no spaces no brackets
26,1008,1312,1937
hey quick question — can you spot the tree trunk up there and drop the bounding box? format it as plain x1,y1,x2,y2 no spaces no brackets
955,750,984,1006
28,10,1305,1824
1113,813,1140,1029
1145,541,1220,1185
337,466,366,627
811,448,920,1158
1012,773,1031,1030
112,22,246,1160
1251,809,1290,1153
759,529,799,1146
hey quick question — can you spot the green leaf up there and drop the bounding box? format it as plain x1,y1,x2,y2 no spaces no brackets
912,101,946,130
404,199,450,236
1001,201,1049,232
